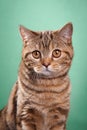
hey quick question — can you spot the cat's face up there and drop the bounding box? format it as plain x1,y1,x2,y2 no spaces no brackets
20,23,73,78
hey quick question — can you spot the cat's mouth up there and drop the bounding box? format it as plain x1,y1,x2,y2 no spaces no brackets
34,66,53,76
33,65,68,79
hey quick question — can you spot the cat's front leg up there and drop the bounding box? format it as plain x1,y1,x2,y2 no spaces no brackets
48,106,68,130
21,121,36,130
6,82,18,130
16,117,36,130
50,124,66,130
17,107,43,130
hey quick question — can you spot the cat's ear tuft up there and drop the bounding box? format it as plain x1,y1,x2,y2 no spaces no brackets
19,25,29,44
19,25,39,45
58,23,73,43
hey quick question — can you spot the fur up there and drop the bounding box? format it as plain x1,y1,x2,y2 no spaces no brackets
0,23,73,130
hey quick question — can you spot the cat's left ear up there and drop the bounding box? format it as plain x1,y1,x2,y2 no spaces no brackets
54,23,73,43
19,25,39,45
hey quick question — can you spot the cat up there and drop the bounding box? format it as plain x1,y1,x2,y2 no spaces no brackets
0,22,73,130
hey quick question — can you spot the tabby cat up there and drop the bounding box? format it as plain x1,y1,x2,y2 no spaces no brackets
0,23,73,130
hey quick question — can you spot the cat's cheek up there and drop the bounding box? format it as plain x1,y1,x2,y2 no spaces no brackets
48,65,58,72
33,66,42,73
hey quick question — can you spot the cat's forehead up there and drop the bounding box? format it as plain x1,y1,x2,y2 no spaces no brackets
40,31,53,47
28,30,58,51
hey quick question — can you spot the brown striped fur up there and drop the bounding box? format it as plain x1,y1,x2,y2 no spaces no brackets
0,23,73,130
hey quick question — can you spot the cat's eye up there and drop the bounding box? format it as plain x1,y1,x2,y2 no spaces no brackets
32,50,41,59
52,49,61,58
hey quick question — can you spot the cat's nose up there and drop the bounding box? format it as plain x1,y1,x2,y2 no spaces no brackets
42,58,51,68
43,62,50,68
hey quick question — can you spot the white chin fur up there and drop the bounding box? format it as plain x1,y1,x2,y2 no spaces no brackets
34,66,52,76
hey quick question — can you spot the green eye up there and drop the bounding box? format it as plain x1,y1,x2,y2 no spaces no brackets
52,49,61,58
32,50,41,59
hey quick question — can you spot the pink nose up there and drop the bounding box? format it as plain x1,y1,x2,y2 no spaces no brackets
42,58,51,68
43,62,50,68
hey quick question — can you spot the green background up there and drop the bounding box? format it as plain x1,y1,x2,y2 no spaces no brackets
0,0,87,129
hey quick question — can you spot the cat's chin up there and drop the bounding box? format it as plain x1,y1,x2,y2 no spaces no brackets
39,72,61,79
40,70,52,76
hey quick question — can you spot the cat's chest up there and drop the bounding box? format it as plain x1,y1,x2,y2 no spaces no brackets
17,84,69,114
17,89,60,110
16,85,70,130
18,95,67,130
17,88,58,118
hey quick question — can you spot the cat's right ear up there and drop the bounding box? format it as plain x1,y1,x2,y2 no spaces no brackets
19,25,38,45
19,25,29,44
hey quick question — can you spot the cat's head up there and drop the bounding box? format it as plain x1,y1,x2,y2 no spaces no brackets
19,23,73,79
